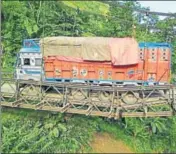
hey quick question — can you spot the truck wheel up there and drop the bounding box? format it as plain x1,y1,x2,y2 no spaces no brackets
122,92,139,105
99,91,112,101
159,90,168,97
71,89,88,100
21,85,42,96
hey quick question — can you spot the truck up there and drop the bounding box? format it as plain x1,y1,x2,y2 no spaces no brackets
16,37,171,86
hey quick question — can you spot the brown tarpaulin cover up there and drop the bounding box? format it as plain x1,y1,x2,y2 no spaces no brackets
40,36,138,65
109,38,138,65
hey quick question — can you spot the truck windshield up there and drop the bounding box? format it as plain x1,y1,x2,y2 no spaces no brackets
33,40,40,46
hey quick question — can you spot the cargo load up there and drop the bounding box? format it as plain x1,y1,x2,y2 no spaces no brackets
40,36,138,66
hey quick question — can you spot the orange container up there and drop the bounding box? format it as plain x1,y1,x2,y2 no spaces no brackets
43,43,171,85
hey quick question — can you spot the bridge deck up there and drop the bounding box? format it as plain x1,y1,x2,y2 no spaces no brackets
1,77,176,119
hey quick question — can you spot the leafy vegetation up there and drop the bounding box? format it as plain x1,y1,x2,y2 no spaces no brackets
62,1,109,16
2,109,98,153
1,1,176,153
2,108,176,153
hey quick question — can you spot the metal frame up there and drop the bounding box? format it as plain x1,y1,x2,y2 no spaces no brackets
1,72,176,119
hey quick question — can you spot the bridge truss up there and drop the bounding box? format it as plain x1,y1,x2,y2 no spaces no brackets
1,72,176,119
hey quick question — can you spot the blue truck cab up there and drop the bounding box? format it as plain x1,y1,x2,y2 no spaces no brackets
16,39,42,81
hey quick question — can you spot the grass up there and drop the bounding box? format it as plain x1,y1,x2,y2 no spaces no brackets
2,107,176,153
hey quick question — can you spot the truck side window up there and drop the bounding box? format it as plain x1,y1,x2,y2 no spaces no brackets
24,58,30,66
35,58,42,66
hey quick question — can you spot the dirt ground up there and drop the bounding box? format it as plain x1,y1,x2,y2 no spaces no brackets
90,133,134,153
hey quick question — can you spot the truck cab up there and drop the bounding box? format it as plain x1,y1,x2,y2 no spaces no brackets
16,39,42,81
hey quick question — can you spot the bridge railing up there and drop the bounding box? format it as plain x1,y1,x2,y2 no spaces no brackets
0,75,176,119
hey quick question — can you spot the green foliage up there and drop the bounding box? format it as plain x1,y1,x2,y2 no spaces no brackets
2,107,176,153
105,1,135,37
2,110,98,153
62,1,109,16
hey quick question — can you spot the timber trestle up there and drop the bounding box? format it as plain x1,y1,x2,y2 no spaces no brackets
1,74,176,119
